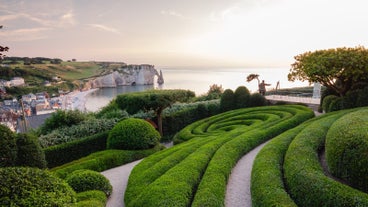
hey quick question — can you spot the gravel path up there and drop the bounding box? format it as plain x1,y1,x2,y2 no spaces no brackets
101,140,269,207
101,142,173,207
225,141,269,207
101,159,142,207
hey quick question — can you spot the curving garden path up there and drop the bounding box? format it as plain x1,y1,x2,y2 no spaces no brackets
102,142,174,207
102,109,318,207
102,159,142,207
225,141,268,207
102,140,268,207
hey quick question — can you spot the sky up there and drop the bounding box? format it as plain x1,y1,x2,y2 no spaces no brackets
1,0,368,68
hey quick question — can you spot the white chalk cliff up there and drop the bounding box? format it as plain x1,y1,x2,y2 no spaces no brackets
90,64,164,88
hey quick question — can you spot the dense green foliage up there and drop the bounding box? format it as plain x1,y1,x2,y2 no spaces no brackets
65,170,112,196
321,86,368,112
44,131,108,168
220,89,235,111
0,125,17,167
252,108,368,206
162,100,221,140
283,108,368,207
39,109,88,135
234,86,251,108
325,109,368,193
322,95,339,112
220,86,267,112
115,89,195,136
125,105,314,206
107,118,161,150
51,145,163,179
16,133,47,169
0,167,76,206
288,46,368,96
39,118,118,147
76,190,107,207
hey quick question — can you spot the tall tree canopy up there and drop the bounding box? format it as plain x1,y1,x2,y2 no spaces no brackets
288,46,368,96
115,89,195,136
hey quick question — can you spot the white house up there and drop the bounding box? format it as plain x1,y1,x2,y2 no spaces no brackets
10,77,25,87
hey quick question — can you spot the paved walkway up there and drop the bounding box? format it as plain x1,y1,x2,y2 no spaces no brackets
225,141,268,207
101,142,173,207
101,160,142,207
101,140,268,207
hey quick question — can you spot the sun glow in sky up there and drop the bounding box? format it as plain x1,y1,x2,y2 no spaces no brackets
1,0,368,68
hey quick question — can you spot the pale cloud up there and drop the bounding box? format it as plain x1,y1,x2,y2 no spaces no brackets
0,27,51,41
58,10,76,27
87,24,121,35
161,10,185,19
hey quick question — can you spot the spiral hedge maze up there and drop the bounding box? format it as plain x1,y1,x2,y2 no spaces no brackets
124,105,314,206
251,107,368,207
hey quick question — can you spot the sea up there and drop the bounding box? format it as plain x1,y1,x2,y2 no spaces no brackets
85,67,310,112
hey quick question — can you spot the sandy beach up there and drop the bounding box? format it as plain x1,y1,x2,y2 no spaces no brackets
62,88,98,111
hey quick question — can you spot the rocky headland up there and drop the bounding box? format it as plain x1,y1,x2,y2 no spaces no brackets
89,64,164,88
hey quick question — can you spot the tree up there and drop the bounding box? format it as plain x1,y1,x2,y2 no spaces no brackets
220,89,235,112
288,46,368,97
234,86,250,109
0,125,17,167
115,89,195,136
16,133,47,169
0,25,9,61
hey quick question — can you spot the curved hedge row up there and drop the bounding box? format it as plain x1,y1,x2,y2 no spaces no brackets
251,107,368,207
124,105,314,206
44,131,109,168
51,145,163,179
325,109,368,193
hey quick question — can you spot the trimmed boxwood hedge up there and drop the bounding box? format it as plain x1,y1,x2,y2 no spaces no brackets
51,145,164,179
0,167,76,206
107,118,161,150
44,131,108,168
283,108,368,207
250,110,356,207
124,105,314,206
65,170,112,196
325,109,368,193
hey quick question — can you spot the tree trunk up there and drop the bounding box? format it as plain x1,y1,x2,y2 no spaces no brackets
156,110,163,137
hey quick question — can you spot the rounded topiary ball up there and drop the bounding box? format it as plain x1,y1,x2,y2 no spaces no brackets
325,109,368,193
65,170,112,196
107,118,161,150
0,167,76,206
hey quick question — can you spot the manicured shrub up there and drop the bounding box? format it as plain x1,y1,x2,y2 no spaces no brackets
16,133,47,169
75,200,105,207
0,167,76,206
325,109,368,193
321,95,339,112
107,118,161,150
65,169,112,196
357,86,368,107
220,89,235,111
0,124,16,167
248,93,267,107
328,97,343,112
284,108,368,207
234,86,250,109
51,146,163,179
76,190,107,203
125,105,314,207
44,131,109,168
162,100,221,139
